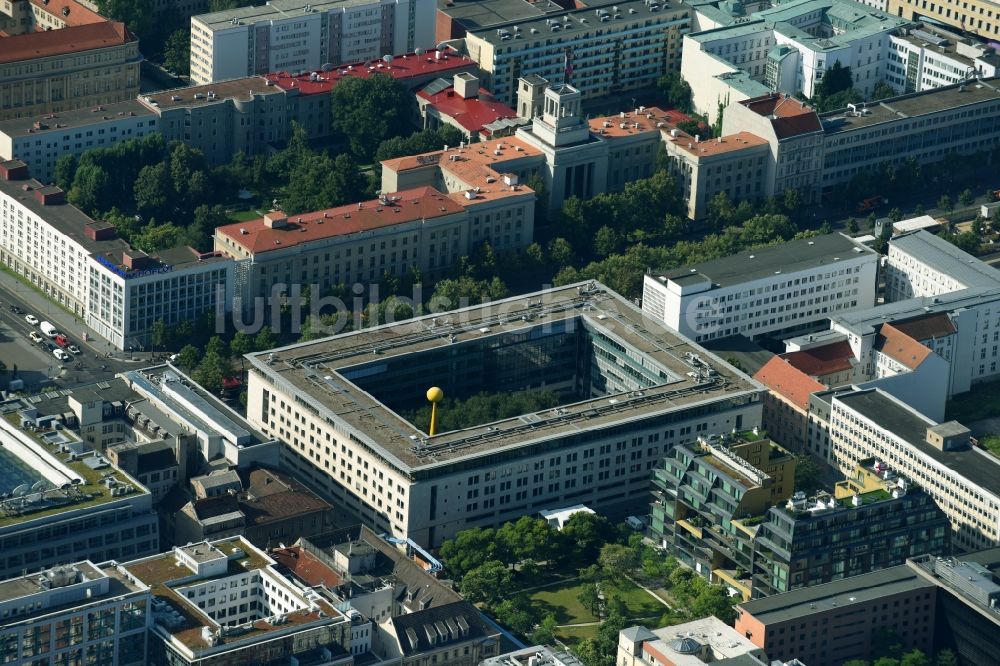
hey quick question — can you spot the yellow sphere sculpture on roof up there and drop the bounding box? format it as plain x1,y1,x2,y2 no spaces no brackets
427,387,444,436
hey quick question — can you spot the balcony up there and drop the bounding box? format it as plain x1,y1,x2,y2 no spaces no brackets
676,519,702,539
712,567,753,601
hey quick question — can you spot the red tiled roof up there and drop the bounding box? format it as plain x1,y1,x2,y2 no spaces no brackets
416,87,517,134
265,49,474,95
754,357,826,410
779,340,856,378
0,21,133,64
29,0,104,26
216,187,464,255
875,323,932,370
740,93,822,139
890,312,957,342
271,546,342,588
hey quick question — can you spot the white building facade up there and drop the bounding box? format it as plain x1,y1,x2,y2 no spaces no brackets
642,233,879,342
190,0,436,85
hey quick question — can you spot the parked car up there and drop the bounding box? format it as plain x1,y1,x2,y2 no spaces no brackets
53,348,69,361
44,342,56,351
29,331,43,343
54,334,69,348
67,345,81,355
24,314,39,326
9,305,23,315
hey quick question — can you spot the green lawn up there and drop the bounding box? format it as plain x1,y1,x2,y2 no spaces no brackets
946,380,1000,423
525,579,665,628
226,209,263,222
554,624,599,647
981,435,1000,460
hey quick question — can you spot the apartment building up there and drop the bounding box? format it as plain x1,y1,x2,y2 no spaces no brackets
189,0,436,85
0,561,151,666
642,232,879,343
683,0,910,121
0,161,232,350
244,283,765,547
0,21,140,121
460,0,691,106
885,228,1000,301
214,181,535,311
829,386,1000,551
0,100,156,185
0,402,159,581
617,616,768,666
753,356,826,453
651,431,948,599
122,537,353,666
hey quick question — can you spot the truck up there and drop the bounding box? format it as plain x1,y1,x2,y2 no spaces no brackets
39,321,58,337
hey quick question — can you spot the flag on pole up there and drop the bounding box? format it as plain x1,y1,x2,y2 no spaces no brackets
564,50,573,83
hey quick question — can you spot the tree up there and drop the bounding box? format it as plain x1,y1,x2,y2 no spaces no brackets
657,73,693,112
937,194,953,212
460,560,513,607
900,651,931,666
68,163,110,214
794,455,823,494
493,596,537,635
934,649,958,666
548,238,575,266
54,154,78,190
597,543,639,582
151,319,168,352
192,351,230,394
577,584,601,616
847,218,860,234
254,326,277,351
163,28,190,75
330,75,414,161
430,276,508,309
96,0,153,39
439,527,500,578
230,331,253,367
959,188,975,207
872,80,897,101
675,120,704,138
132,222,182,252
176,344,200,371
561,512,616,563
133,163,173,215
690,585,736,624
497,516,556,565
530,613,558,646
593,226,620,257
888,207,903,222
205,336,229,359
817,61,854,100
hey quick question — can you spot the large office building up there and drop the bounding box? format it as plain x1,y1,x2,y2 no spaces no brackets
189,0,437,85
0,160,233,350
0,561,152,666
244,282,765,547
0,397,159,581
888,0,1000,44
651,431,948,599
0,100,157,185
458,0,691,106
0,16,140,121
617,616,768,666
214,179,536,311
885,228,1000,302
642,233,879,343
735,549,1000,666
828,386,1000,551
123,537,353,666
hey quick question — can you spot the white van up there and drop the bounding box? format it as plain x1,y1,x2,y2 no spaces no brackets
39,321,58,337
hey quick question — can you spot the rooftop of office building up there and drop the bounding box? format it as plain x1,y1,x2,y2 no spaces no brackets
834,389,1000,496
663,129,769,158
416,80,519,134
140,76,280,111
123,537,343,652
194,0,391,29
437,0,574,31
27,0,106,26
0,406,148,528
0,561,148,623
587,107,690,139
0,100,153,140
889,229,1000,288
652,233,874,290
246,282,763,471
467,0,689,46
892,23,1000,68
266,49,476,95
821,77,1000,134
753,357,826,410
739,93,823,139
736,563,934,624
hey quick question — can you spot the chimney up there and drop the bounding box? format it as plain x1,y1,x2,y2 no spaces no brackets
122,250,154,270
33,186,65,206
0,160,29,181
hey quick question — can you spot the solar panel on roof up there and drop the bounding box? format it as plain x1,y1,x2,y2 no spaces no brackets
420,77,453,96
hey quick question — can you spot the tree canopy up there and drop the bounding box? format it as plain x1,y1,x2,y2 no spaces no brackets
330,75,415,162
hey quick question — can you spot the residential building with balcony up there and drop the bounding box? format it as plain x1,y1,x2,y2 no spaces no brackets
617,616,769,666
